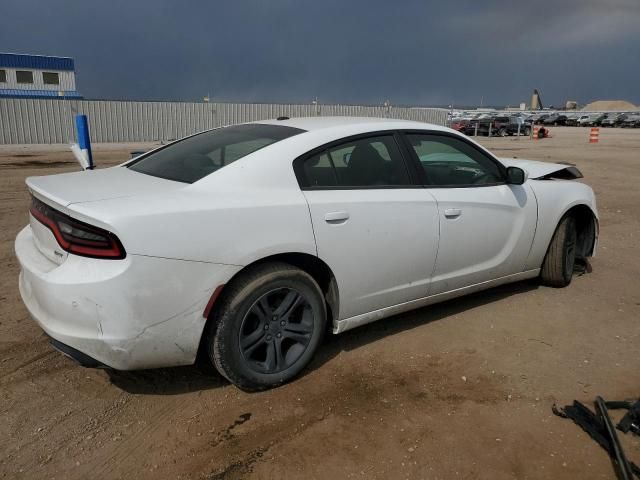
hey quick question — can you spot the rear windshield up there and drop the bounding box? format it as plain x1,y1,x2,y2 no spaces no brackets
127,123,304,183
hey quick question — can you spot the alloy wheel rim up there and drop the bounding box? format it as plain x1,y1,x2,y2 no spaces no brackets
238,288,314,374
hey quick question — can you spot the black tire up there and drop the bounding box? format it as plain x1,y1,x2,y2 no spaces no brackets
523,126,531,136
204,262,326,391
540,216,577,287
498,128,507,137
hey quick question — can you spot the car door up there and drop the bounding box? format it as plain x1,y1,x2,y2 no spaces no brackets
295,133,440,320
401,132,537,295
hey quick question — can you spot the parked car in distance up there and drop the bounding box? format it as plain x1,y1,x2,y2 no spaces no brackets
600,114,620,127
574,115,590,126
15,117,599,391
530,113,550,125
578,114,603,127
450,119,470,132
564,114,581,126
543,114,568,126
492,116,532,136
460,118,497,136
620,114,640,128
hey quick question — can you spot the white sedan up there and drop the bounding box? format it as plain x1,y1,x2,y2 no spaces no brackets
15,117,598,390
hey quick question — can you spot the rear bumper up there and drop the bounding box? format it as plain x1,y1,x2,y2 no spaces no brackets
48,336,108,368
16,225,241,370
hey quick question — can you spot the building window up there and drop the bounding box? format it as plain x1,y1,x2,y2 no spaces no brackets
43,72,60,85
0,69,6,83
16,70,34,84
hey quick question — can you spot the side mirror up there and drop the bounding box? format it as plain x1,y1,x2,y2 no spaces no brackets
506,166,527,185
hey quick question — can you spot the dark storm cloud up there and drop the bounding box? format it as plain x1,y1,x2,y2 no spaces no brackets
1,0,638,106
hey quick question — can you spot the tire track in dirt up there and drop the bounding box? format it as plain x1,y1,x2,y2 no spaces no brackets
199,354,507,479
0,349,56,380
81,396,190,479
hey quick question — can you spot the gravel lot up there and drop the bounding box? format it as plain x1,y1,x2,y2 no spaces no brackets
1,127,638,479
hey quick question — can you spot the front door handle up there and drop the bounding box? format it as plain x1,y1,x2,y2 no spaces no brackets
444,208,462,219
324,211,350,224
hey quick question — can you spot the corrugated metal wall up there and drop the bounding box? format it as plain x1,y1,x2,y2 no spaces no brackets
0,99,448,144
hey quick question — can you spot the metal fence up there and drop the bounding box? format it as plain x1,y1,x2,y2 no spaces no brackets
0,98,448,144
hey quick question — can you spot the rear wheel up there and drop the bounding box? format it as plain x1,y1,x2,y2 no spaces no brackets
204,262,326,391
499,128,507,137
540,216,577,287
523,126,531,136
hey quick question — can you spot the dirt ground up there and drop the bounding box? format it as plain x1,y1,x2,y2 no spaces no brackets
0,127,638,479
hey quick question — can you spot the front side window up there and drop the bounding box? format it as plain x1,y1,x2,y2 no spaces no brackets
128,124,304,183
43,72,60,85
0,69,6,83
301,135,410,188
16,70,34,84
405,134,503,187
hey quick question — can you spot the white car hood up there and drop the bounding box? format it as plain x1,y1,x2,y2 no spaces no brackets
26,166,185,208
498,158,583,180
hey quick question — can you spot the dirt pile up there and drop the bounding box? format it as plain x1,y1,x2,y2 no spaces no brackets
581,100,637,111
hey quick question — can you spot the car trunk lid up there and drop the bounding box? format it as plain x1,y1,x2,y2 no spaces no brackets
26,167,184,263
26,166,184,207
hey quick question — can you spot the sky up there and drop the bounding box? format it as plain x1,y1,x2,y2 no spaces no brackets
1,0,639,107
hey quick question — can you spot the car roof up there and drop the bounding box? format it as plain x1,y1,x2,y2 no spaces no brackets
255,116,449,133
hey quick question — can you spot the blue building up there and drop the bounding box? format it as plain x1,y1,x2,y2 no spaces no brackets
0,53,82,99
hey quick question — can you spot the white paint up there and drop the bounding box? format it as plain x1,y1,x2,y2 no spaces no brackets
16,226,241,369
427,184,537,294
303,188,440,319
334,269,541,333
15,117,598,370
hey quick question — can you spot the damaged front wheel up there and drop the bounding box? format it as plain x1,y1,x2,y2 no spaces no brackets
540,215,577,287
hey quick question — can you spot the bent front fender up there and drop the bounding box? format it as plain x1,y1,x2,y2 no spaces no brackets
525,179,598,270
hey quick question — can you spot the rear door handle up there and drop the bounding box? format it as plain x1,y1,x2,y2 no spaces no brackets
324,211,350,224
444,208,462,219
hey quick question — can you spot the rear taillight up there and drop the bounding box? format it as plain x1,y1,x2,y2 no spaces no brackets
30,196,126,259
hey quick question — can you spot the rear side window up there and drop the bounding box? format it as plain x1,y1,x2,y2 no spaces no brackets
302,152,337,187
300,135,410,188
128,124,304,183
